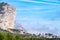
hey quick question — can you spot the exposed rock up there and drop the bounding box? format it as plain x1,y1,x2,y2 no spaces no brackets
8,28,25,34
0,2,25,34
0,2,16,30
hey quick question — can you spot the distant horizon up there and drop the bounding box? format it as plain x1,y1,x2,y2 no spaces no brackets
0,0,60,35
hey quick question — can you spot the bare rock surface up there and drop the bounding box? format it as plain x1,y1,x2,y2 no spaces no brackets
0,2,16,30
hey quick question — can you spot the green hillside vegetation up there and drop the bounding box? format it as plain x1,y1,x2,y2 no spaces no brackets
0,32,60,40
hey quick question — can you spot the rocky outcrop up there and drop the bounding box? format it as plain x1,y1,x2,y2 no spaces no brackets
0,2,16,30
8,28,25,34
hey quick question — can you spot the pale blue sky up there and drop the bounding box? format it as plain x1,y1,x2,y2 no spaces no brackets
0,0,60,35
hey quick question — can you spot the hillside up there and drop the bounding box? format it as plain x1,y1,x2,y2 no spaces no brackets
0,32,60,40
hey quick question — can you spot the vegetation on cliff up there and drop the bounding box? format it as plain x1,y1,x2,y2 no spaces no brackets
0,32,60,40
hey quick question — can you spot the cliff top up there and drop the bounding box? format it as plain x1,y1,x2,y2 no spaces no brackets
0,2,16,11
0,2,8,6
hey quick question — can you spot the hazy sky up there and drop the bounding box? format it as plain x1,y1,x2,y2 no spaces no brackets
0,0,60,35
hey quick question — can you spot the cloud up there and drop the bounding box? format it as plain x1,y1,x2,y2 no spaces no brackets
16,4,60,34
19,0,60,5
15,0,60,35
16,16,60,35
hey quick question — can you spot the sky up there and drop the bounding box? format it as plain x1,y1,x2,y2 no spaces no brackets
0,0,60,35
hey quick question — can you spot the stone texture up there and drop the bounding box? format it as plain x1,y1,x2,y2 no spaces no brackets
0,2,16,30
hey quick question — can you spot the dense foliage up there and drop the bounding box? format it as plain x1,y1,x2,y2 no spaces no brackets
0,32,60,40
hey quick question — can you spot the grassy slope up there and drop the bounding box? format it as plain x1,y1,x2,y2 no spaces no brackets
0,32,60,40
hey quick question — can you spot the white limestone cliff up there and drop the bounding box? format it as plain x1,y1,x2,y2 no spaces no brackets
0,2,16,30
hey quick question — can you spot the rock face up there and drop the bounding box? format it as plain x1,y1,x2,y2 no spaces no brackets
0,2,16,30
